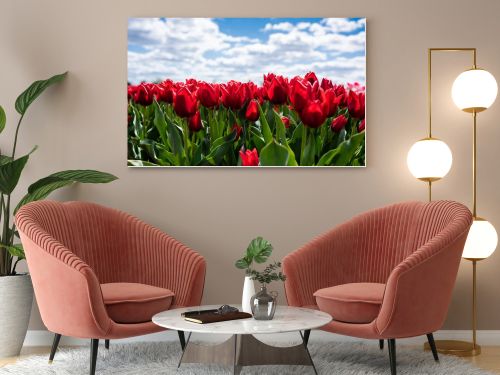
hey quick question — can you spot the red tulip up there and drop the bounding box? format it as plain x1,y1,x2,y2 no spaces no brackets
331,115,348,133
197,82,220,108
320,78,333,91
245,100,260,121
359,119,366,132
246,82,261,102
281,116,290,128
156,80,175,103
185,78,199,93
240,148,259,166
221,81,248,110
304,71,319,85
347,90,365,119
289,78,311,112
231,123,243,139
264,75,289,105
300,99,328,128
333,85,347,106
173,86,198,118
324,89,342,117
131,83,153,106
188,111,203,132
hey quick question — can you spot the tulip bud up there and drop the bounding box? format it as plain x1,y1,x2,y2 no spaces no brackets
331,115,348,133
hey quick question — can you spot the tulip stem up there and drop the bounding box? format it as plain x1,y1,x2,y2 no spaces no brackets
300,124,307,165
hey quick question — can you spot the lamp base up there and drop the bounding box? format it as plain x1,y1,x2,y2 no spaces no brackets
423,340,481,357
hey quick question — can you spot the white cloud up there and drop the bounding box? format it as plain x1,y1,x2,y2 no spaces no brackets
262,22,294,32
128,18,366,86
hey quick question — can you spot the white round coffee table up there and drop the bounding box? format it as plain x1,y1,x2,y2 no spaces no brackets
153,305,331,374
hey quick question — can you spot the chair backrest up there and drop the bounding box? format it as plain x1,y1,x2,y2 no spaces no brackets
345,200,469,284
16,200,136,283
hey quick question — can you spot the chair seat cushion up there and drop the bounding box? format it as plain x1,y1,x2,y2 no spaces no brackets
313,283,385,324
101,283,174,324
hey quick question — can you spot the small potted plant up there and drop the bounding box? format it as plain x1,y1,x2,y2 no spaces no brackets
235,237,286,319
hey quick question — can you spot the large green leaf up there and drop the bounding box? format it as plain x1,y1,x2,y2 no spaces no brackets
0,155,12,166
0,147,36,194
0,105,5,134
246,237,273,264
235,258,251,269
260,139,289,166
15,72,67,115
15,169,117,213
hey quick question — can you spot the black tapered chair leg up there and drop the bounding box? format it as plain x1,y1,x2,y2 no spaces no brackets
379,339,384,350
48,333,62,363
90,339,99,375
303,329,311,347
426,333,439,362
388,339,396,375
105,339,110,350
177,330,186,350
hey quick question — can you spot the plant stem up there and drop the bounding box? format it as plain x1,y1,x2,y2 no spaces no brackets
300,125,307,165
11,114,24,159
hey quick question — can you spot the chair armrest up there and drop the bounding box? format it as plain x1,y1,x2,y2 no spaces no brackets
125,219,206,307
375,227,470,338
17,230,111,339
283,219,359,307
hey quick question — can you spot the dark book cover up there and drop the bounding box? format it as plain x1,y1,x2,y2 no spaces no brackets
183,311,252,324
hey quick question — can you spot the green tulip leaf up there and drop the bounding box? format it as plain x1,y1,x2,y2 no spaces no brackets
272,111,298,166
205,130,237,165
15,72,67,115
301,129,316,166
0,105,5,134
317,131,365,166
128,160,160,167
260,139,289,166
258,104,273,144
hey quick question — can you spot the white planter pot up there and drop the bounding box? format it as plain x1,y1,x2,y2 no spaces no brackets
0,274,33,358
241,276,255,313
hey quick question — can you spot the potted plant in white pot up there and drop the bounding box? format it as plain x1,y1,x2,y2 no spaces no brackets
0,72,117,358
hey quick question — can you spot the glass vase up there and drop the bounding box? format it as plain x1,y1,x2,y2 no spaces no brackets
250,285,278,320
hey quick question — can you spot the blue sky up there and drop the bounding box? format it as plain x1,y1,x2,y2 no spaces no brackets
128,18,365,85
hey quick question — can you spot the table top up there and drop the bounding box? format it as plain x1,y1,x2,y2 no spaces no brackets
152,305,332,335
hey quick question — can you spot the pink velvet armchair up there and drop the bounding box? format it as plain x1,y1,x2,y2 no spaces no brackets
283,200,472,375
16,200,206,375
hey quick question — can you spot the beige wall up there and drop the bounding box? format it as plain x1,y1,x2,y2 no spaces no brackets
1,0,500,331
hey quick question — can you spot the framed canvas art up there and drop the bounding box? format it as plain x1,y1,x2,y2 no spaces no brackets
127,18,366,167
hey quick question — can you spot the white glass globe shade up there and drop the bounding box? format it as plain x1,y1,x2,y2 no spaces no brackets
407,138,453,181
452,69,498,112
462,218,498,259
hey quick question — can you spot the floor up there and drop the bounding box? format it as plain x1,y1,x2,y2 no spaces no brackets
1,345,500,373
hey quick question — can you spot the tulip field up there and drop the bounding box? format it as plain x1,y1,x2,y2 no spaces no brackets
127,72,365,167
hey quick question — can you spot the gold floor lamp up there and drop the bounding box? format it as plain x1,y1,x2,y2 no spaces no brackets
407,48,498,356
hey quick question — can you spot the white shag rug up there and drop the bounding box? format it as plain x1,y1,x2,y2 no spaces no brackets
0,341,494,375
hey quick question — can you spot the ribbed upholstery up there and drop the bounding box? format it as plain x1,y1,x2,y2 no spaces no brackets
15,200,206,339
283,200,472,339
